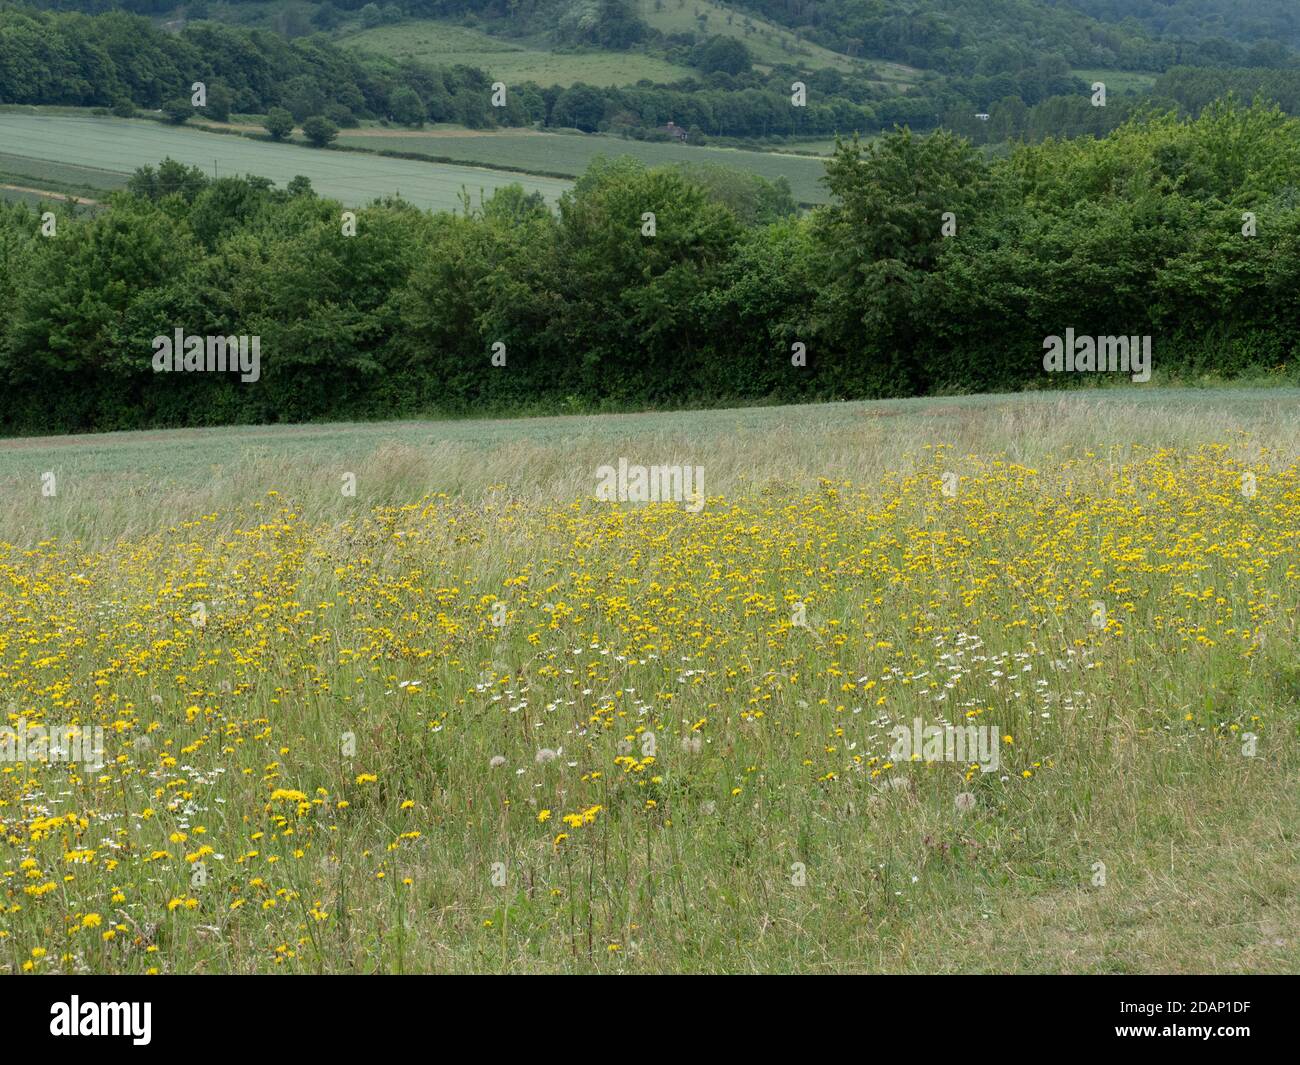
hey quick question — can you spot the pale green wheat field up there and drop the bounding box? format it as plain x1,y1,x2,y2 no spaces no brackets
0,114,571,212
334,128,833,203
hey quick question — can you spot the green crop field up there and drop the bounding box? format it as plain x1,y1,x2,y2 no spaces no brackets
1071,69,1160,95
337,129,833,204
0,150,130,196
340,20,695,87
0,113,571,212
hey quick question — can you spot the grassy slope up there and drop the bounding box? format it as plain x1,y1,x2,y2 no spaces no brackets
339,20,696,87
5,386,1297,540
338,7,917,86
637,0,917,82
1,387,1296,973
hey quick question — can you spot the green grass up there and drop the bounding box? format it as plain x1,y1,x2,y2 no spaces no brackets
338,8,917,87
337,128,833,203
4,385,1297,510
0,113,571,213
340,20,696,87
1072,69,1160,95
0,387,1297,973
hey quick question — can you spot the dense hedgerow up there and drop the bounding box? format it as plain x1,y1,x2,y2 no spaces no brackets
1,101,1297,434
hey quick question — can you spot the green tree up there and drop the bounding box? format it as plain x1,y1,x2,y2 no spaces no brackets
551,158,742,401
280,76,326,123
313,2,342,30
813,129,994,395
4,200,197,385
389,87,427,128
690,35,751,75
264,107,295,140
672,163,796,225
301,115,339,147
162,97,193,124
552,84,606,132
201,81,232,123
126,159,210,203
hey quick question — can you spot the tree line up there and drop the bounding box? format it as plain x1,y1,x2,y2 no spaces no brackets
0,3,903,136
1152,65,1300,117
719,0,1300,73
10,2,1300,147
1,101,1295,434
33,0,1300,74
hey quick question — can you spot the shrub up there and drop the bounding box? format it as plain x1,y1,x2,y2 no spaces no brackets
301,115,339,147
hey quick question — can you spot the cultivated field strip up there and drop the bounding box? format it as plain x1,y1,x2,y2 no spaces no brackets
0,114,571,212
337,130,832,203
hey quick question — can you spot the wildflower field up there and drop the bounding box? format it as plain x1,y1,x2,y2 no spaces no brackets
2,388,1298,973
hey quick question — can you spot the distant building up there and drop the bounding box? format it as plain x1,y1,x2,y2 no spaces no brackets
974,113,991,121
662,121,689,142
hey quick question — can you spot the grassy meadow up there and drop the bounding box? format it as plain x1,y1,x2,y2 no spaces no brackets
1070,69,1160,95
335,5,910,85
1,387,1298,973
339,20,696,87
637,0,915,82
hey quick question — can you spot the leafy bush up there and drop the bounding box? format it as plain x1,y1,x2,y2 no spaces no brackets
301,115,339,147
263,107,295,140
